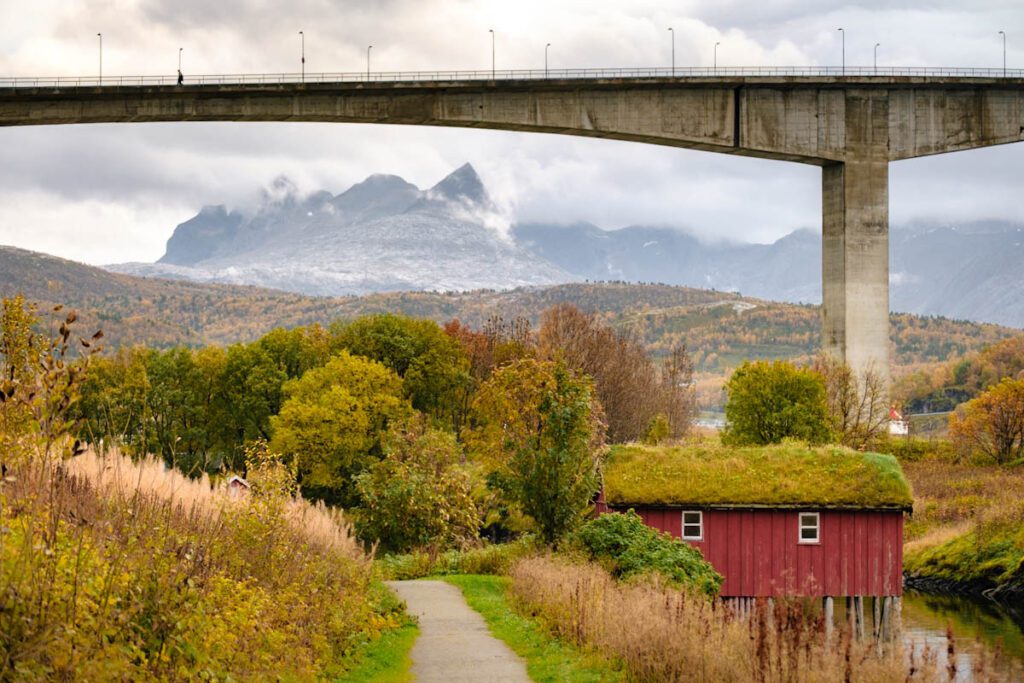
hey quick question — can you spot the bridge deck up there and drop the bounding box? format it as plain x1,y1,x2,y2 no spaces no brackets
2,67,1024,91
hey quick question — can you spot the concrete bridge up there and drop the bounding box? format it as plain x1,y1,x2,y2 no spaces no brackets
3,71,1023,383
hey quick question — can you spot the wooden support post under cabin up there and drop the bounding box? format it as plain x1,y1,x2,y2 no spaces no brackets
846,597,854,635
880,597,892,642
893,597,902,639
824,597,834,641
855,596,866,641
873,597,881,640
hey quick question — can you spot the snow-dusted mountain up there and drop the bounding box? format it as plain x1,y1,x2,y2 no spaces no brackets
512,222,821,303
514,220,1024,328
111,164,575,296
106,162,1024,328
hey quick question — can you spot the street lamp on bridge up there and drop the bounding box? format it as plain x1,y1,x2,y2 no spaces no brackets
714,41,720,73
299,30,305,83
668,27,675,77
367,45,372,81
545,43,551,78
489,29,495,80
837,27,845,76
1000,31,1007,77
97,33,102,83
874,43,880,74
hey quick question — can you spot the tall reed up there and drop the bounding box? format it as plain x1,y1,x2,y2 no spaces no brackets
509,556,953,682
0,447,380,680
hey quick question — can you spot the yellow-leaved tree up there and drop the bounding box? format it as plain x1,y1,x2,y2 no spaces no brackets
949,377,1024,464
466,358,605,546
270,350,411,506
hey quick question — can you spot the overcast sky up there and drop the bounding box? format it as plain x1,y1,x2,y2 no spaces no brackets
1,0,1022,264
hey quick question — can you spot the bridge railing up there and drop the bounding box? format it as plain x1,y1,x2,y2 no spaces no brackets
1,65,1023,88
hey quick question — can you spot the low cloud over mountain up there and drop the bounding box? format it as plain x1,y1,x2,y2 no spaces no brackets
112,164,571,296
107,164,1024,328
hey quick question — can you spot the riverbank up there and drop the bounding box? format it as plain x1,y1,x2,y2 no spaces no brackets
901,460,1024,612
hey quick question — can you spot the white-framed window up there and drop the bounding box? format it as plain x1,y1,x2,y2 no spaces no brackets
682,510,703,541
798,512,820,544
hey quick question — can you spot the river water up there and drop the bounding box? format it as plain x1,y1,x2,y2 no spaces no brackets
901,591,1024,680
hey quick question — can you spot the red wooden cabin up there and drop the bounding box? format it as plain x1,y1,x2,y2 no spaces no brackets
599,444,913,619
599,504,903,598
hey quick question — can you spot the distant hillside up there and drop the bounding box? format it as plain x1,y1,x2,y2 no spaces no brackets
1,246,1018,375
896,335,1024,412
0,246,349,347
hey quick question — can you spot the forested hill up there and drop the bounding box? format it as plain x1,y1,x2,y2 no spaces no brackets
0,246,347,346
1,245,1019,374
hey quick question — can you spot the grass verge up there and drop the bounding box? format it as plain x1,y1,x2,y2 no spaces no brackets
340,619,418,683
442,574,625,683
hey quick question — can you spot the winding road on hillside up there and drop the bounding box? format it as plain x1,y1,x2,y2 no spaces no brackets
385,580,530,682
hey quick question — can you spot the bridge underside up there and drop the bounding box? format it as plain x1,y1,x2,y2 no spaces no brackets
3,76,1023,385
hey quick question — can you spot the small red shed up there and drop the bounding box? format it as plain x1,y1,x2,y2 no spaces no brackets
599,444,913,603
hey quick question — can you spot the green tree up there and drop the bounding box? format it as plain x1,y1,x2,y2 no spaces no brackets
332,314,470,430
145,347,221,473
467,358,605,546
218,343,288,452
949,377,1024,464
355,417,479,552
722,360,831,446
257,325,332,379
270,351,411,506
76,346,231,474
76,347,154,455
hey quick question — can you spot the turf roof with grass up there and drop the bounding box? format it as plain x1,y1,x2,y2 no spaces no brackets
604,443,913,510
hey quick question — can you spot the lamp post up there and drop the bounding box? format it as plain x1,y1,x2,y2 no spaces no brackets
489,29,495,80
668,27,675,77
837,27,845,75
367,45,372,80
97,33,102,83
1000,31,1007,77
299,30,305,82
545,42,551,78
874,42,880,74
714,41,720,73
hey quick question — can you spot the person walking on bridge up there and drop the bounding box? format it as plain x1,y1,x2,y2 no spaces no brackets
177,69,183,86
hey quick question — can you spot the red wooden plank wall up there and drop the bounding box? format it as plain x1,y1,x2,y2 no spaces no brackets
630,508,903,598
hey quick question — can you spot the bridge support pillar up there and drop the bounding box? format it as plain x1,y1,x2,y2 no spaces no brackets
821,90,891,388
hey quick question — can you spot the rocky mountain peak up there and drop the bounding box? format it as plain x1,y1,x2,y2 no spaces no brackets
333,173,419,207
428,163,487,205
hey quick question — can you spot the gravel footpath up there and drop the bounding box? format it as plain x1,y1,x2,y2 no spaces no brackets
385,580,531,682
